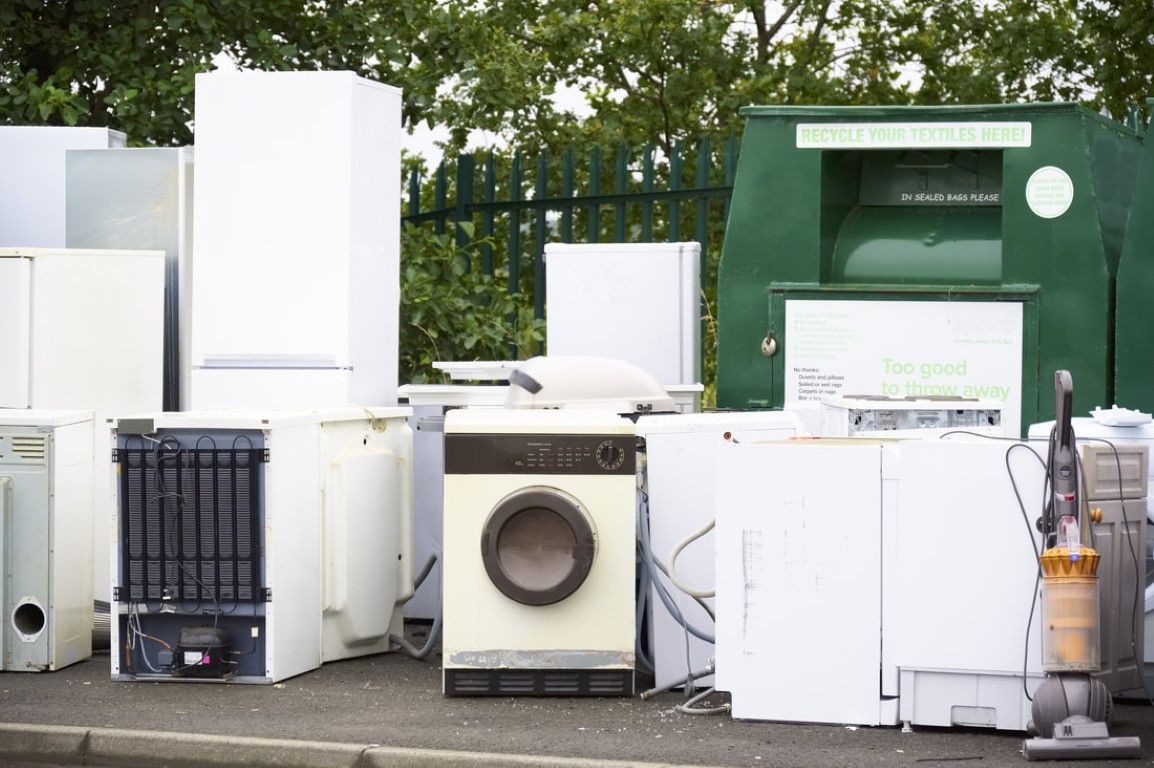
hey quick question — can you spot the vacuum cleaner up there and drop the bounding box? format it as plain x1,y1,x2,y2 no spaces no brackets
1022,371,1142,760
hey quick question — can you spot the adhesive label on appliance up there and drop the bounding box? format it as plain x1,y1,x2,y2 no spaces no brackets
784,300,1023,432
1025,166,1074,219
795,122,1031,149
183,651,204,665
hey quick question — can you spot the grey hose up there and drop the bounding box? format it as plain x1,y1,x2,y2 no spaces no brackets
390,552,442,660
390,610,442,660
676,686,731,716
640,666,715,700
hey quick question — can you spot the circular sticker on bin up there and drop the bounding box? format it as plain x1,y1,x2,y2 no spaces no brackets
1026,166,1074,219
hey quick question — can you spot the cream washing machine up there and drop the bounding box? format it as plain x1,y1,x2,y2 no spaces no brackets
442,408,637,695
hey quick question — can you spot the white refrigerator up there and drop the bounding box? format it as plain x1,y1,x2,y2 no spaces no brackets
0,127,125,248
191,70,402,409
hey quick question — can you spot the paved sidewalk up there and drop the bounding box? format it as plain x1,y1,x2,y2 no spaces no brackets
0,646,1150,768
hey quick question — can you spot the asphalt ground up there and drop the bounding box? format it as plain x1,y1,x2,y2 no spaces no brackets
1,626,1152,768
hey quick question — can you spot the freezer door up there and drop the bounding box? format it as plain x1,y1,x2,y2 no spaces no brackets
0,259,32,407
190,367,353,410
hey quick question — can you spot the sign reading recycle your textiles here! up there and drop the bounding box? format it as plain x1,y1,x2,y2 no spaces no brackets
784,299,1023,433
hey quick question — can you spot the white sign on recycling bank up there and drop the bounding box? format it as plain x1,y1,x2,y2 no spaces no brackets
1025,166,1074,219
784,299,1023,434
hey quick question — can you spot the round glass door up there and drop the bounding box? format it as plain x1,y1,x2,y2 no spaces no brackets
481,489,596,605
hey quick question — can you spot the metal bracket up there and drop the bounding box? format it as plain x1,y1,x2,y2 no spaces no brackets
262,588,273,602
261,449,270,463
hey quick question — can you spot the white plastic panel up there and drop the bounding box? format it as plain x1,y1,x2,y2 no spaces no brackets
714,441,885,725
0,258,31,407
0,127,125,248
545,242,700,385
321,451,401,659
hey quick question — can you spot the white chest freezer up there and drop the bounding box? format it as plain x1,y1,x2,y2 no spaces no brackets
110,407,413,683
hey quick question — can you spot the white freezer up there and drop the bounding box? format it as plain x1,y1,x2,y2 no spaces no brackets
110,407,413,682
192,70,401,408
0,127,125,248
544,242,701,387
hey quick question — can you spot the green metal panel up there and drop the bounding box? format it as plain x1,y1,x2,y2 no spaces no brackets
717,103,1144,433
1115,100,1154,411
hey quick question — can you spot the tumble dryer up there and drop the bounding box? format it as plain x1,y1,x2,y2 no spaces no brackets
442,408,636,696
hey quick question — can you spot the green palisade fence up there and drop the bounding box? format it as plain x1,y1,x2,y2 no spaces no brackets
403,139,740,322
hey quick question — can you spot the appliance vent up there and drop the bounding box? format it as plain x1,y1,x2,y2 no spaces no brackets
118,441,264,608
10,436,46,462
445,668,634,696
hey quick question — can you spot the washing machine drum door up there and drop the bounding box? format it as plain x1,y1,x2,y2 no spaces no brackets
481,489,596,606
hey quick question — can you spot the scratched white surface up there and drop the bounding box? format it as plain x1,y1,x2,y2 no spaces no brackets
715,441,886,724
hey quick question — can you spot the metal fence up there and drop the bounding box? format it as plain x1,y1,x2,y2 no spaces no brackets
403,137,741,320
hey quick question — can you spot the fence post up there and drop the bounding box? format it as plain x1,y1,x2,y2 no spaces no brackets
534,153,548,323
434,162,448,236
641,144,654,241
407,167,421,218
669,141,682,242
508,154,522,297
588,147,602,242
695,138,711,280
482,154,496,275
561,149,574,243
454,154,475,259
614,144,628,242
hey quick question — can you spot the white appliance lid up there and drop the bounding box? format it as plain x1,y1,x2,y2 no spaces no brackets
505,356,677,414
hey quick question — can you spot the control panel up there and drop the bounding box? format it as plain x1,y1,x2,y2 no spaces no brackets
445,433,636,475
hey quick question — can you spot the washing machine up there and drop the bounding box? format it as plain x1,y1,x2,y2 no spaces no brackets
442,408,637,696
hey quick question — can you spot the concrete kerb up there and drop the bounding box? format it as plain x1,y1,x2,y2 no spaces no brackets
0,724,711,768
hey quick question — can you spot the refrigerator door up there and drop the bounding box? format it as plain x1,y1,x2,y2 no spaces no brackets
0,258,32,407
190,367,354,410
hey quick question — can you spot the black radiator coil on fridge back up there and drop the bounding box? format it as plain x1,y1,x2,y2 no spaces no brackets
117,435,266,612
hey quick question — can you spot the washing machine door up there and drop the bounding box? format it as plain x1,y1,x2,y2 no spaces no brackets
480,488,596,606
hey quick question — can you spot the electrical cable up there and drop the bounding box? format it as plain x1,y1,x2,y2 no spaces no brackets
1004,441,1049,702
667,519,716,599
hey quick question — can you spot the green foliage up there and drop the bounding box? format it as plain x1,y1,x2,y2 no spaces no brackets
400,222,544,384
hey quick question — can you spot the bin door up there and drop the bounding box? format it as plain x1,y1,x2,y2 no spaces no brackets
0,259,31,407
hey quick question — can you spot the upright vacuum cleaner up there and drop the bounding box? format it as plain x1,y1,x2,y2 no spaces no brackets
1022,371,1142,760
